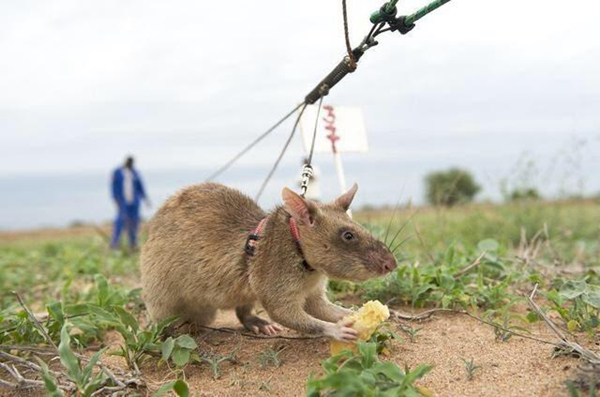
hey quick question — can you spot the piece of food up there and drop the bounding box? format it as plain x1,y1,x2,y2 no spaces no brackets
330,300,390,356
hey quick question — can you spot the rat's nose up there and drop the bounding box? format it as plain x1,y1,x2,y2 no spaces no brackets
367,249,398,275
382,255,397,273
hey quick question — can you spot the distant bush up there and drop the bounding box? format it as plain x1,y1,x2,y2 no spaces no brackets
425,168,480,206
509,188,541,201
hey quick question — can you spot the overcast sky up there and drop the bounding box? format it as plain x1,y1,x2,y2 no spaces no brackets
1,0,599,207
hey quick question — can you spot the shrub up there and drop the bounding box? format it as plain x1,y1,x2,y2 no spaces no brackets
425,168,480,206
509,188,541,201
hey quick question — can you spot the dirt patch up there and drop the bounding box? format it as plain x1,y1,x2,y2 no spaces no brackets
0,309,592,396
136,310,587,396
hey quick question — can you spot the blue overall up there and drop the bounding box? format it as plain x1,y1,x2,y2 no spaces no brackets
110,167,147,248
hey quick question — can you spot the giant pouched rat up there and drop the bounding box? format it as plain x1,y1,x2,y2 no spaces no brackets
140,182,397,341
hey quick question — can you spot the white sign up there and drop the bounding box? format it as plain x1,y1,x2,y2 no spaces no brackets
300,105,368,154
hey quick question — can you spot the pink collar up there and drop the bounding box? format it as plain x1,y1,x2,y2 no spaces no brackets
244,216,313,271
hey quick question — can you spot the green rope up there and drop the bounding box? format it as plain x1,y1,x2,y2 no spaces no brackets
384,0,400,14
405,0,453,26
372,0,453,25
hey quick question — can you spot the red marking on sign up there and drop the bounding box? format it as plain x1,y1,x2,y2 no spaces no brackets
322,105,340,153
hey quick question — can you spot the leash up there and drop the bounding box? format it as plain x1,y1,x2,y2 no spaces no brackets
207,0,456,197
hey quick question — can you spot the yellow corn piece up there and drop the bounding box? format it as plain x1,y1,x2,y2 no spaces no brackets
330,300,390,356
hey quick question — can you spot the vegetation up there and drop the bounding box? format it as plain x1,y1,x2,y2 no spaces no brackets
0,198,599,395
307,342,432,396
509,187,542,201
424,168,480,206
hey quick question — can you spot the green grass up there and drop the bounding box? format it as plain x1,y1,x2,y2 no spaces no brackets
0,199,599,395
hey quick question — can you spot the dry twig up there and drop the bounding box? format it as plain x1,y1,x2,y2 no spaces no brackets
390,308,558,346
527,284,600,365
13,291,58,353
454,251,487,279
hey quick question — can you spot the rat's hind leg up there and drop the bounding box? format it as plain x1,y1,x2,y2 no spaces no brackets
185,306,217,332
235,304,283,336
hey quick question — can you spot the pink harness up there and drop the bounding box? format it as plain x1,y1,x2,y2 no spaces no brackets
244,216,312,271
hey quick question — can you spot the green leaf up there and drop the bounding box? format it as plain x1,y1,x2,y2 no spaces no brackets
172,380,190,397
526,311,540,323
582,286,600,309
94,274,109,306
82,370,108,397
372,361,405,382
58,324,82,385
88,305,121,326
47,301,65,325
559,280,587,300
35,357,64,397
357,342,377,369
171,347,191,367
82,348,106,385
113,306,139,332
161,337,175,361
175,334,198,350
152,380,190,397
478,239,499,252
567,320,579,332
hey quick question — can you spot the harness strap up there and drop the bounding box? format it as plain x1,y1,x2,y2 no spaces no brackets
245,216,314,272
244,217,268,256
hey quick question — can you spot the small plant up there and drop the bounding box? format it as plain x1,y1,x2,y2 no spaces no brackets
491,313,528,342
199,349,239,379
258,378,272,392
368,323,402,354
400,325,422,343
546,280,600,334
307,342,432,396
40,323,109,396
462,358,480,381
89,303,176,370
161,334,199,367
258,346,285,369
152,379,190,397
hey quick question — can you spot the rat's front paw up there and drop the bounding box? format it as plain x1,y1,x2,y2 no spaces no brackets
334,307,354,322
326,318,358,342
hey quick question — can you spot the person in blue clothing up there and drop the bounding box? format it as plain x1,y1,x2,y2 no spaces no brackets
110,156,150,250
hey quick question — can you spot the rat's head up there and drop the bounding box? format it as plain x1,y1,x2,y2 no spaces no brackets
282,183,397,282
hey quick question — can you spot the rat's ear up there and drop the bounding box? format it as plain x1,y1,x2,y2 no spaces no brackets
282,188,316,226
333,183,358,211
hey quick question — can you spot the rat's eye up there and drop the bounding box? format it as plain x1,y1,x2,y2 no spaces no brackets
341,230,356,242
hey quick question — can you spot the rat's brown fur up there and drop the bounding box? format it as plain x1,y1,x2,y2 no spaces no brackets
140,182,396,340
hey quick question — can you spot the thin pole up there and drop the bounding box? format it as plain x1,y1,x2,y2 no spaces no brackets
332,149,352,218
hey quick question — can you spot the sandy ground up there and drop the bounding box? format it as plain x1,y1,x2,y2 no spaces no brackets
2,226,598,396
122,310,591,396
2,307,595,396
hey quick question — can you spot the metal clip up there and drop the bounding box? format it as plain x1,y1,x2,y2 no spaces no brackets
244,234,259,256
300,164,314,197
